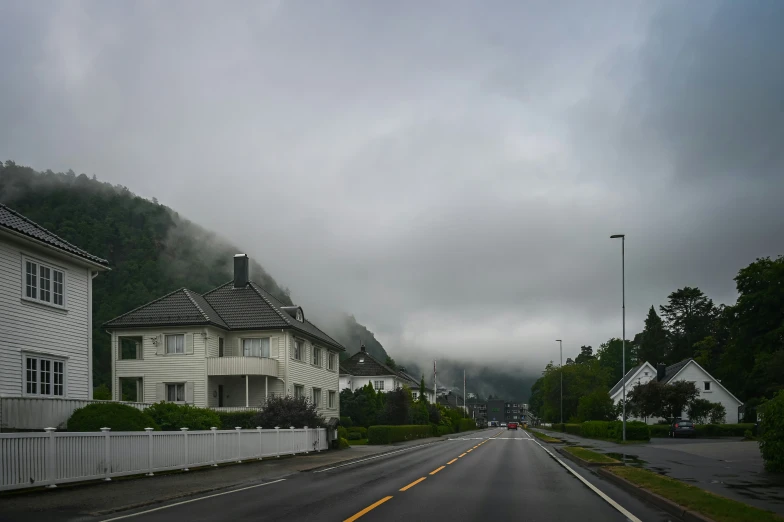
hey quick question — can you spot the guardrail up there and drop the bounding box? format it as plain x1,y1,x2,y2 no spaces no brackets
0,426,328,491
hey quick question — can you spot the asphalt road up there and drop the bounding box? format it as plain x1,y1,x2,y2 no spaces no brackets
76,428,673,522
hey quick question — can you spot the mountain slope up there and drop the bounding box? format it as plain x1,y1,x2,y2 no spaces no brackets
0,161,387,387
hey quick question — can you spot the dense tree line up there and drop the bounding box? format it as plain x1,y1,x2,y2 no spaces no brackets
0,161,388,389
530,255,783,422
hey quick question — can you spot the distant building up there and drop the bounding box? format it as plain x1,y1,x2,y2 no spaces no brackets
339,345,435,402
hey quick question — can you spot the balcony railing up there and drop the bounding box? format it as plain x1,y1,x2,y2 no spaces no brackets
207,356,278,377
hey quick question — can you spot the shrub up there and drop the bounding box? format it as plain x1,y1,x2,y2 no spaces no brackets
337,426,348,440
694,423,756,437
457,419,477,432
744,429,754,440
437,425,454,436
339,416,353,428
93,384,111,400
624,421,651,441
339,437,350,449
348,431,362,440
217,411,257,429
578,420,649,441
67,403,159,432
758,391,784,472
650,425,669,437
252,396,325,429
144,402,221,431
367,425,433,444
347,426,367,438
709,403,727,425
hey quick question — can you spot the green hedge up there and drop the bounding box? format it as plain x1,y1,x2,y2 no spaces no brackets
339,437,350,449
347,426,368,438
339,416,353,428
145,402,221,431
553,423,582,435
338,426,348,440
650,425,669,437
348,431,362,440
458,419,477,432
650,423,757,438
564,420,650,441
437,425,454,436
67,403,159,432
368,425,433,444
759,390,784,472
217,411,257,430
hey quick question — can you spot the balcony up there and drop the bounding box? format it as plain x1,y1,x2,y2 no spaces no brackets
207,356,278,377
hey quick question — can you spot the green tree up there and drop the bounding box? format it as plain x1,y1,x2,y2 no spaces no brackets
709,403,726,424
576,390,616,421
575,346,594,364
662,381,700,419
687,398,713,424
627,380,666,419
419,375,428,404
596,338,635,384
384,356,397,370
636,306,670,364
660,287,717,363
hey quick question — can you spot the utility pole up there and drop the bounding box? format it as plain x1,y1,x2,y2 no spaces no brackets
556,339,563,424
611,234,627,442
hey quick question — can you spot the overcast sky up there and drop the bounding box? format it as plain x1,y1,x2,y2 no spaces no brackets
2,1,783,372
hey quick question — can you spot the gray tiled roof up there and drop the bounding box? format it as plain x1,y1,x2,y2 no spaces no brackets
104,280,344,351
340,351,399,377
661,359,692,383
609,364,643,397
0,203,109,267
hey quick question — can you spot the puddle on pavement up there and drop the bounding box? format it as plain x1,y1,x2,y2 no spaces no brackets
605,452,647,465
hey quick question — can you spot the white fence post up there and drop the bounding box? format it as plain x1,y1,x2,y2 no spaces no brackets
257,426,263,460
181,428,190,471
304,426,309,454
44,427,57,488
145,428,155,476
289,426,295,454
235,427,242,463
211,427,218,467
101,428,112,481
275,426,280,457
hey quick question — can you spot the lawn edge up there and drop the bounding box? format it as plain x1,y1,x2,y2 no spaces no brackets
556,446,622,467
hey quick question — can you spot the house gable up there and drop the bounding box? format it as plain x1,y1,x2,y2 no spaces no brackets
666,359,742,406
609,362,657,401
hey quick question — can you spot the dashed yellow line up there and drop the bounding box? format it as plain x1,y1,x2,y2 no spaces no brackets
429,466,445,475
447,458,458,464
459,452,467,457
466,449,473,453
344,496,393,522
399,477,426,491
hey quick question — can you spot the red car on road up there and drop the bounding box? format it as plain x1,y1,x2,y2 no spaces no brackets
507,422,518,430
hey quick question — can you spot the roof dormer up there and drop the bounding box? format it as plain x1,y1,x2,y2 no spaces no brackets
281,306,304,323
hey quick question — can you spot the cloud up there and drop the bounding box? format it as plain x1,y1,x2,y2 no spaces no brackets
1,0,782,374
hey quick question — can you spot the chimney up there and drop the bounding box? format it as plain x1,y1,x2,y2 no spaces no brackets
360,343,366,353
657,363,666,382
233,254,249,288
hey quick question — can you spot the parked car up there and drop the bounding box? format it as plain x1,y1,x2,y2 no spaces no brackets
669,419,696,438
507,422,518,430
500,422,507,427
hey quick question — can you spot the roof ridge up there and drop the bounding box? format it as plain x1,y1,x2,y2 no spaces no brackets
182,289,212,323
203,280,233,296
248,281,294,326
0,203,108,265
104,287,189,325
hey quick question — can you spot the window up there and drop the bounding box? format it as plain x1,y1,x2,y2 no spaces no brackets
328,391,336,408
119,337,142,360
24,355,65,396
243,338,270,357
327,352,335,370
294,385,304,399
313,387,321,407
165,334,184,354
412,391,418,400
23,258,65,307
296,309,303,322
374,380,384,391
219,337,224,357
704,381,711,391
312,347,322,366
293,340,304,361
167,383,185,402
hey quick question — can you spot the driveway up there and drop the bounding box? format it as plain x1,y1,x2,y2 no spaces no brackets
538,429,784,515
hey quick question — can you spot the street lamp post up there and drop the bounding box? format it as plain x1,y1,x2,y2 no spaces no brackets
610,234,626,442
556,339,563,425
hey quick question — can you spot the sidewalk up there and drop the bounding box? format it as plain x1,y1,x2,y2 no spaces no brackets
536,428,784,516
0,437,446,521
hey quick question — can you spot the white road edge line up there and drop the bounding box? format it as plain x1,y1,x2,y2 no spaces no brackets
523,430,642,522
100,479,286,521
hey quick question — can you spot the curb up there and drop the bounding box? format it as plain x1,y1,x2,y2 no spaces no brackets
555,447,623,468
597,467,716,522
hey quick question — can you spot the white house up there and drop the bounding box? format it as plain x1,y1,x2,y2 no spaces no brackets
103,254,344,420
609,358,743,424
0,204,110,402
339,345,435,402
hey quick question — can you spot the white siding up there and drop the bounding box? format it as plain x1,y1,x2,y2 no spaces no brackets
670,362,742,423
0,237,93,399
285,334,340,419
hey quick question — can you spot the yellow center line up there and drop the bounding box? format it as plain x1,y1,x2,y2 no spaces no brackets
429,466,446,475
399,477,426,491
447,458,458,464
459,452,467,457
343,496,394,522
473,445,478,448
466,449,473,453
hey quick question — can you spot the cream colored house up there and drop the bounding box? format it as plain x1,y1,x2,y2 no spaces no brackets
104,254,343,419
339,345,435,403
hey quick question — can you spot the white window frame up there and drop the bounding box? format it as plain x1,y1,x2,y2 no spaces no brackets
327,352,336,371
21,256,67,310
328,390,336,408
374,380,384,391
166,383,186,403
704,381,712,392
312,346,322,367
293,339,304,361
243,337,271,358
165,334,185,354
313,387,321,407
294,384,305,399
21,353,67,397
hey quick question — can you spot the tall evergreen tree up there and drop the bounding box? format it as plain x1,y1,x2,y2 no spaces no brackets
660,287,717,363
636,306,670,364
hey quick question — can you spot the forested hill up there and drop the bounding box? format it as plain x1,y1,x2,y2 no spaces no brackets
0,161,388,388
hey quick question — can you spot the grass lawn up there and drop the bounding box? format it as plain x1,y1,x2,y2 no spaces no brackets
348,438,368,446
609,466,784,522
563,446,620,464
526,429,561,443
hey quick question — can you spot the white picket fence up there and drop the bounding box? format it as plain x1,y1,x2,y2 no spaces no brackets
0,426,328,491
